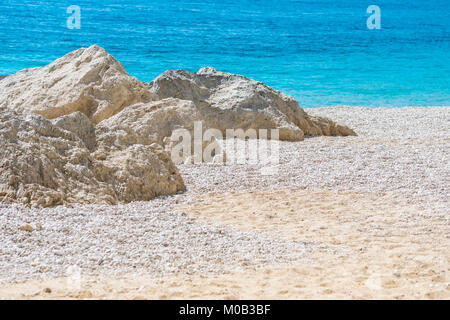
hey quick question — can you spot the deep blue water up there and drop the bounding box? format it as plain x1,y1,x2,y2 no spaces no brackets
0,0,449,107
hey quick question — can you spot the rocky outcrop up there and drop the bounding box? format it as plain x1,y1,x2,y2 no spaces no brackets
0,46,354,141
0,45,155,124
0,75,7,81
0,110,184,207
97,67,357,163
0,46,357,207
95,98,224,164
149,67,356,140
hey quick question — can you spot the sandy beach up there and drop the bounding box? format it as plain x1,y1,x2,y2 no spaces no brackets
1,106,448,300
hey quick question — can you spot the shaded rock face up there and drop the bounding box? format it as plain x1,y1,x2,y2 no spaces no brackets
0,110,184,207
149,67,356,140
95,98,228,163
96,98,203,147
0,45,155,124
51,112,96,151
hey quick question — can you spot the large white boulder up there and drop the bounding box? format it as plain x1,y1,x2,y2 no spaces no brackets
149,67,356,140
0,45,155,124
0,110,184,207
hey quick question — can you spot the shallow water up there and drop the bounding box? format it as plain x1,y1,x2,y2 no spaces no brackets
0,0,449,107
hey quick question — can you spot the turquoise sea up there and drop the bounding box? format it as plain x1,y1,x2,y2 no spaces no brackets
0,0,449,107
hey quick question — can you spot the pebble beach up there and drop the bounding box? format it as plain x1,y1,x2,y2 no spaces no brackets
1,106,448,299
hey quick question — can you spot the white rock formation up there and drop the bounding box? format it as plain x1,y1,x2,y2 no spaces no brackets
95,98,229,164
0,45,155,123
0,45,355,142
149,67,356,140
97,66,357,163
0,110,184,207
0,46,357,206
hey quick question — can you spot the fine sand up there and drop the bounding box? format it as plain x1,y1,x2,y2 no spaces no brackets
0,106,449,299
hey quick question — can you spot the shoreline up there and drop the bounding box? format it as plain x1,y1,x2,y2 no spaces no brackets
305,105,450,109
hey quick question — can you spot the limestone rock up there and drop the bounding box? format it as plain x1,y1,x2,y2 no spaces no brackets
95,98,203,147
95,98,228,163
149,67,356,140
0,110,184,207
0,47,355,207
92,144,184,203
0,45,155,123
51,112,96,151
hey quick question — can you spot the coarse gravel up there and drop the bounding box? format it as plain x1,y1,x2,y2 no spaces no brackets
1,106,448,283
